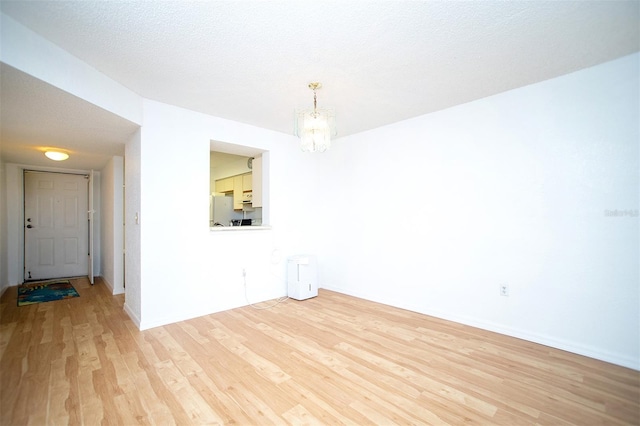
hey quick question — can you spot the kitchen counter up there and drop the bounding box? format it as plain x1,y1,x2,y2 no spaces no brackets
210,225,272,232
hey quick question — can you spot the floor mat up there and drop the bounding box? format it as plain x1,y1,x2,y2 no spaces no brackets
17,280,80,306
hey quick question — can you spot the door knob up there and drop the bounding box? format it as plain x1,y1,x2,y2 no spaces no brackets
26,224,33,229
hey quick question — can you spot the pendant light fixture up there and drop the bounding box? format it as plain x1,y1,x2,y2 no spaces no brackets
294,82,336,152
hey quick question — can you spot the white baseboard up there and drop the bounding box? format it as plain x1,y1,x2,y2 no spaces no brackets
97,275,125,295
123,302,141,329
101,276,114,293
0,285,9,299
138,299,254,331
321,284,640,371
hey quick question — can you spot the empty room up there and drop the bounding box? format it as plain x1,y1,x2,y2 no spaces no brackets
1,1,638,424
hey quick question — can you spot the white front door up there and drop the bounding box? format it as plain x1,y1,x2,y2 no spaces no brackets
24,171,89,281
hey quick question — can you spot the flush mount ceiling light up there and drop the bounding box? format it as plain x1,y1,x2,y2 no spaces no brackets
294,82,336,153
44,150,69,161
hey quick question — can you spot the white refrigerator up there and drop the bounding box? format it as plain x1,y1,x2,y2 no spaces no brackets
210,194,237,226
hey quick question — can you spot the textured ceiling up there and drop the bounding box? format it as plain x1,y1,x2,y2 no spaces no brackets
1,1,639,169
0,64,140,170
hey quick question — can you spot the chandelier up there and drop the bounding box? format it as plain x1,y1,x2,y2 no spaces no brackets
294,82,336,152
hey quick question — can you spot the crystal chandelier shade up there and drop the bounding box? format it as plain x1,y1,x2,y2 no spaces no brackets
294,83,336,152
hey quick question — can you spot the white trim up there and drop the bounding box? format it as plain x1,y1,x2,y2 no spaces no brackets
88,170,95,284
123,302,141,329
321,283,640,371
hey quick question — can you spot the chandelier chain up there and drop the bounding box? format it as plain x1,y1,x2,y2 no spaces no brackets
313,90,317,114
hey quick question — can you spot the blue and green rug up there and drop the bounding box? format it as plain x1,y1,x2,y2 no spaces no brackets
17,280,80,306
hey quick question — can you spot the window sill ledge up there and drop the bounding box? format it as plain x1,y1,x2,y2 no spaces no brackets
210,226,272,232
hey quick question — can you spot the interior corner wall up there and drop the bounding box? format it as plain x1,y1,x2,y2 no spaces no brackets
91,171,102,279
124,130,142,327
318,53,640,370
4,164,24,287
0,160,7,294
100,156,124,294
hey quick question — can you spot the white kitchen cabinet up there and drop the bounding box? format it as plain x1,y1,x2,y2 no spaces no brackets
233,175,244,209
252,157,262,208
215,177,233,193
216,172,254,210
243,173,252,191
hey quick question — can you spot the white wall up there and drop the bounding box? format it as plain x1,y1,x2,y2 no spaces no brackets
4,164,22,286
124,130,142,325
0,160,7,294
318,53,640,369
91,172,102,278
210,152,253,187
100,156,124,294
128,99,321,330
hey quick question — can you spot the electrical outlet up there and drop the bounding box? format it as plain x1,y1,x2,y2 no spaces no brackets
500,283,509,297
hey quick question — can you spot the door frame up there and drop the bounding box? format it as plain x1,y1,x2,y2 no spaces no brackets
23,169,93,282
4,164,96,286
5,163,124,290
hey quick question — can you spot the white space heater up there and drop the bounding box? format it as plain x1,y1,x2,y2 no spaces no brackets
287,255,318,300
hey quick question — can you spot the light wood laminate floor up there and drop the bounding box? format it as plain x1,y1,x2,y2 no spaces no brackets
1,277,638,425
